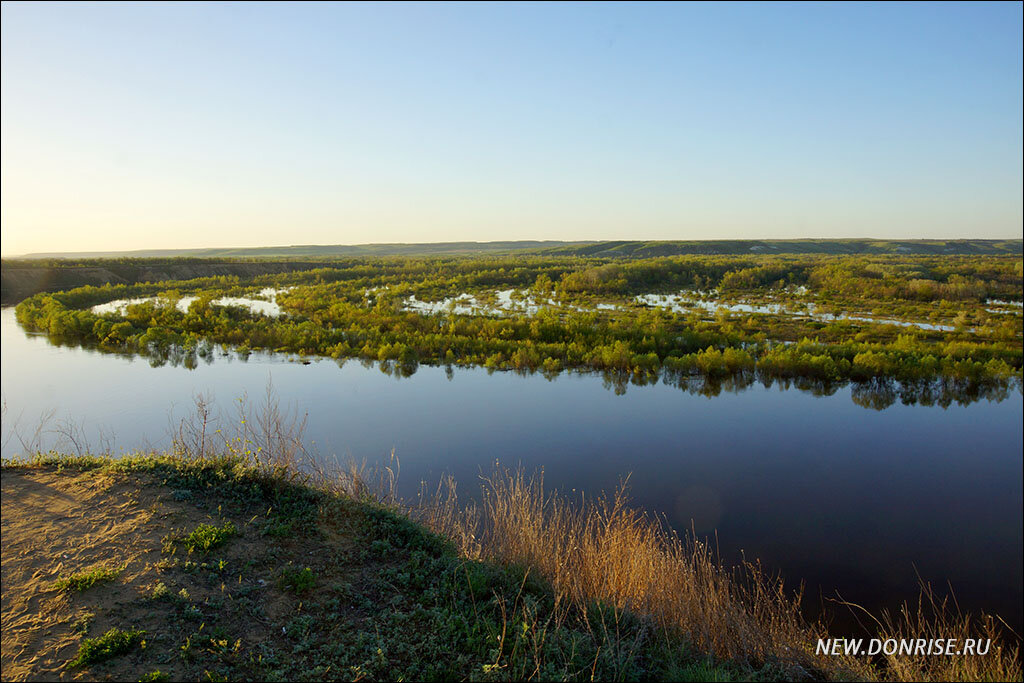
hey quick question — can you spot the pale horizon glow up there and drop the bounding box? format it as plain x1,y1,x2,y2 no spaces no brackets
2,1,1022,257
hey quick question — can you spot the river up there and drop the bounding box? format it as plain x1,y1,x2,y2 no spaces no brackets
2,307,1021,632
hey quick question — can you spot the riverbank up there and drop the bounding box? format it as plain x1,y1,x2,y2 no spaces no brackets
0,455,747,681
1,452,1018,681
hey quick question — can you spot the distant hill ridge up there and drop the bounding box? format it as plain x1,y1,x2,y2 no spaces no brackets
14,238,1022,260
15,241,589,260
538,238,1023,257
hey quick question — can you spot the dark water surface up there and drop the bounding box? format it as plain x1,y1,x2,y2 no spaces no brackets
2,308,1021,632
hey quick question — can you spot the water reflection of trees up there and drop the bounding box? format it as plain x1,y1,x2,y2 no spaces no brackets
378,358,419,378
849,378,898,410
144,339,215,370
663,368,1018,410
660,371,758,398
600,368,660,395
30,335,1023,410
553,366,1016,408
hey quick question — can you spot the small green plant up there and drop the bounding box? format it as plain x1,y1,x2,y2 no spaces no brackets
140,671,170,682
182,521,236,554
71,611,95,635
54,565,122,592
150,582,172,601
70,627,146,667
180,634,195,661
260,519,294,538
277,564,315,593
150,582,193,608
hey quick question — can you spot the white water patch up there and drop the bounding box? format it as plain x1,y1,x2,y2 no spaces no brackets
403,289,607,317
493,289,516,309
985,299,1023,315
256,286,292,300
90,297,178,315
404,289,545,317
635,293,787,316
825,314,955,332
634,292,956,332
404,294,483,316
494,289,542,314
213,296,282,317
397,287,959,332
91,289,288,317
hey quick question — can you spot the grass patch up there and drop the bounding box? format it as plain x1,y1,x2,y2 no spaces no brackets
277,564,315,593
70,627,146,667
54,565,122,592
182,521,236,554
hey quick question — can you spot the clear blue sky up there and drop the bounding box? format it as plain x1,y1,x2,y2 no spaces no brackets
1,1,1021,255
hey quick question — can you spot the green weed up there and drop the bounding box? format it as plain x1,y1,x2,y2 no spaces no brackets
182,521,236,554
277,564,315,593
54,565,122,592
70,627,146,667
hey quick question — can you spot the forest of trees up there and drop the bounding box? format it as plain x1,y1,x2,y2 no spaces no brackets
14,253,1022,406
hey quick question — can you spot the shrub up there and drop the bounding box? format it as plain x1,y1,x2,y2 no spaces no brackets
70,628,145,667
182,521,236,554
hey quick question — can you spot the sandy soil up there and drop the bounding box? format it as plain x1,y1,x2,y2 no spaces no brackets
1,468,207,681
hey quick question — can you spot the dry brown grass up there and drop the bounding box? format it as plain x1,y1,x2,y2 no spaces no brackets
414,469,832,677
410,467,1021,682
843,585,1022,682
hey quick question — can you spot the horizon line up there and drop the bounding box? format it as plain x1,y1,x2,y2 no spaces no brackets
5,236,1023,261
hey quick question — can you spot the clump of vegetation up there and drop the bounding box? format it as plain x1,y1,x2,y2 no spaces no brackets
70,627,146,667
54,565,122,592
139,671,170,682
70,611,95,635
150,581,173,601
150,582,193,607
181,521,236,554
277,564,315,593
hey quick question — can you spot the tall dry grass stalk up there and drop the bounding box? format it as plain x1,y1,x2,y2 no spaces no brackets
416,468,829,676
411,467,1020,682
169,381,314,484
841,584,1022,682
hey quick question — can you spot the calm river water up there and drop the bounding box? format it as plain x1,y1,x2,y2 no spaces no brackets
2,307,1021,632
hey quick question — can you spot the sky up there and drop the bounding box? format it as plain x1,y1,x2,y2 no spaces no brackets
1,1,1021,256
